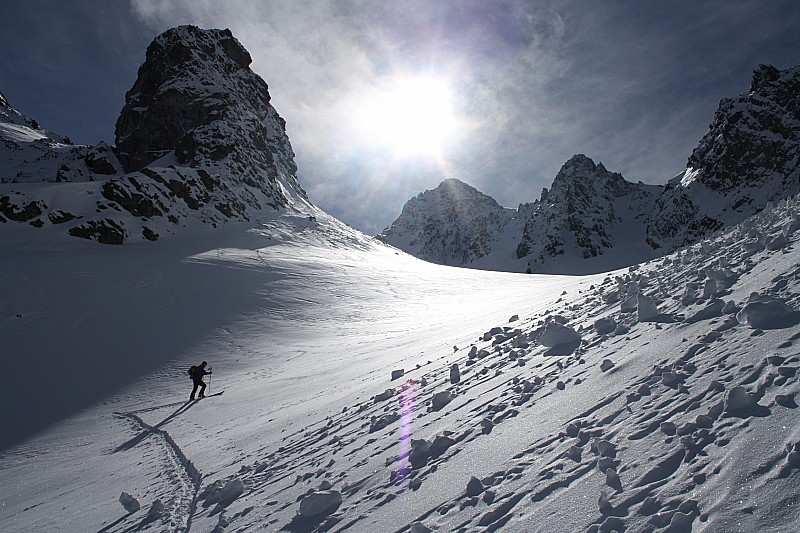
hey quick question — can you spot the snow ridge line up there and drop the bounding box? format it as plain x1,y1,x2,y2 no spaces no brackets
114,411,202,532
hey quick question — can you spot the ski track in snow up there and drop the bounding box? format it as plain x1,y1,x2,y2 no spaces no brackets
114,408,202,532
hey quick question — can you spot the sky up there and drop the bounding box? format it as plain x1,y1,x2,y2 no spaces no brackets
1,1,799,235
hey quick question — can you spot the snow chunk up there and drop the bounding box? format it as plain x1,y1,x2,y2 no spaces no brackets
736,299,800,329
724,386,759,413
593,317,616,335
431,390,453,411
298,490,342,518
685,299,725,324
449,363,460,384
637,293,661,322
119,492,140,514
538,321,581,347
466,476,485,497
218,478,244,506
146,499,165,520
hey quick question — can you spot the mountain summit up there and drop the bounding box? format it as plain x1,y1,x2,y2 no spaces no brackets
380,155,661,274
0,25,310,244
381,64,800,274
646,64,800,249
378,178,514,266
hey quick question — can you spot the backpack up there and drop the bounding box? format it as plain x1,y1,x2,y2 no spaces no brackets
188,365,196,379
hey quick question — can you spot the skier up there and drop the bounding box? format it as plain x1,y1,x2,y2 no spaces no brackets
190,361,212,400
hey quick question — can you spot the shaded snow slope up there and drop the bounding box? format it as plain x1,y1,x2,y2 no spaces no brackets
2,192,800,532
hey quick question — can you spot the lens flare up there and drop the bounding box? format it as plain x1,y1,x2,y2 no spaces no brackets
396,379,417,492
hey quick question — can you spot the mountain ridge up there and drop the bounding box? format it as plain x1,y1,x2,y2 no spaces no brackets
379,64,800,274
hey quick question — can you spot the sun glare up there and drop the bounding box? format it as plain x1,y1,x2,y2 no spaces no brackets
355,75,459,158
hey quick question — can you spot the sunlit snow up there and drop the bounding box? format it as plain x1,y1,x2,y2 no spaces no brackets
2,194,800,531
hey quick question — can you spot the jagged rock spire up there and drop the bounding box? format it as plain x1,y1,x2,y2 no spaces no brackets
115,25,306,205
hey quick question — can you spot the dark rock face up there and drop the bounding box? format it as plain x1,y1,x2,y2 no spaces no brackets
67,219,126,244
691,64,800,193
114,25,305,209
646,64,800,250
0,25,311,245
0,195,46,223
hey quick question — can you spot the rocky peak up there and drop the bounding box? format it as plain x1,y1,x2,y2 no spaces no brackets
115,25,306,206
1,26,310,244
378,178,513,265
646,63,800,250
685,64,800,193
546,154,631,202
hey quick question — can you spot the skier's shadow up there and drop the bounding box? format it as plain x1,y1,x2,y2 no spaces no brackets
113,400,198,453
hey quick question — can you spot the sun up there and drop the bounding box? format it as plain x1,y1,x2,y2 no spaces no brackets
354,75,460,158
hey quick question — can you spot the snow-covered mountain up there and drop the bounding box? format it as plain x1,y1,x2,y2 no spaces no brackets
646,64,800,250
0,26,310,244
380,64,800,275
1,91,122,181
379,155,662,274
374,178,517,267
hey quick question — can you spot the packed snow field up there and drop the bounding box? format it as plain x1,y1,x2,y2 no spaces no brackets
2,196,800,532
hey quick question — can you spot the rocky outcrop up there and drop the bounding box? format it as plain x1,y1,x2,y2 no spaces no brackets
646,64,800,250
0,25,311,244
114,25,305,208
515,155,660,270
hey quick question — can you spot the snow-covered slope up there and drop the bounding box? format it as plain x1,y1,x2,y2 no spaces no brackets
380,64,800,275
1,91,122,186
0,26,310,244
3,183,800,532
2,25,800,533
